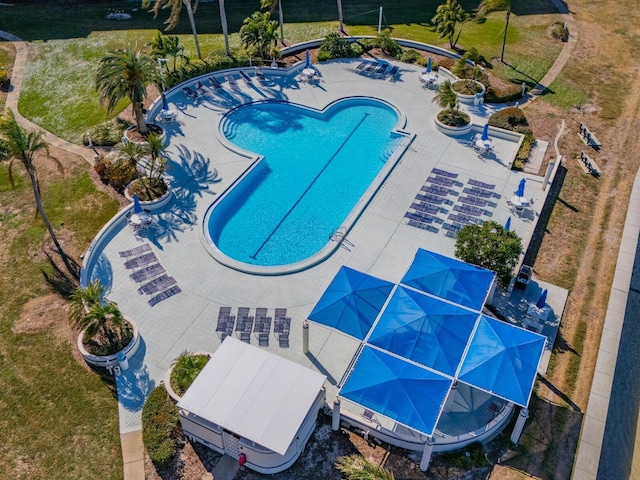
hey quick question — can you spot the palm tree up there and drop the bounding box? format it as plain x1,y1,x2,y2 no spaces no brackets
144,0,202,59
69,280,125,349
96,47,158,136
219,0,230,56
432,0,470,49
0,109,77,278
171,351,209,396
335,455,396,480
433,80,458,111
240,11,280,60
477,0,511,62
148,33,190,73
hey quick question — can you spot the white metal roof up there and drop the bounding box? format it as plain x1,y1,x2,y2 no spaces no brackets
177,336,326,455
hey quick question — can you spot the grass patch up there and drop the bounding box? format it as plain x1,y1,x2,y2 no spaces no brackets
0,161,120,479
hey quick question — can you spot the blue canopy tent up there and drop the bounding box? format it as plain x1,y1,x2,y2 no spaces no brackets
400,249,496,311
308,266,394,340
457,316,546,406
368,286,479,376
340,346,452,437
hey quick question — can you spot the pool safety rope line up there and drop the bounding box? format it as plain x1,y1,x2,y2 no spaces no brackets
249,112,370,260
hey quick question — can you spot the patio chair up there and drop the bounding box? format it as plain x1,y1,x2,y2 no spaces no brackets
239,70,253,83
209,76,223,89
225,75,241,91
278,332,289,348
258,333,269,347
362,409,379,424
182,86,199,100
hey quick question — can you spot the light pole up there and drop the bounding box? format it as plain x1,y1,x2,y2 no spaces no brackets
156,58,169,92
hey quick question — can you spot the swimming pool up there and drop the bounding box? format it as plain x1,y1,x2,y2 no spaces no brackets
204,97,410,274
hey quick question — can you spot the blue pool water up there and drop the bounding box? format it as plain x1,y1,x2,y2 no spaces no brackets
208,98,403,267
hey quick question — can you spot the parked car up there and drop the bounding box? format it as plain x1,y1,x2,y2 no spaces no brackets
514,265,533,289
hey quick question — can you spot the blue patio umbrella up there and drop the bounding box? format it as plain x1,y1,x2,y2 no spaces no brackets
504,217,511,231
305,49,311,69
481,123,490,142
161,92,167,110
426,56,432,74
536,289,548,309
516,178,526,198
133,193,144,214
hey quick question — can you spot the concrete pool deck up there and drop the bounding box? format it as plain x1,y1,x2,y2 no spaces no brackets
84,59,554,435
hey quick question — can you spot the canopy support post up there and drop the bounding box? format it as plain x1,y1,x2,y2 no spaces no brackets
510,407,529,445
303,320,309,353
332,397,341,431
420,437,434,471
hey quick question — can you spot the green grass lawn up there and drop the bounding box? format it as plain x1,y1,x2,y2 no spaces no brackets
0,162,120,480
3,0,567,142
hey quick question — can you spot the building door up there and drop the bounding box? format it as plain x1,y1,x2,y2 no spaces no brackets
222,430,241,459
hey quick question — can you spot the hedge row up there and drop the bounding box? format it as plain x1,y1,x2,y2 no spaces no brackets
142,385,180,467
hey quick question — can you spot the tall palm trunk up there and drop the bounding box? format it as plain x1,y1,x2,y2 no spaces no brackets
278,0,284,45
183,0,202,59
132,101,149,135
500,8,511,62
27,167,78,279
220,0,230,55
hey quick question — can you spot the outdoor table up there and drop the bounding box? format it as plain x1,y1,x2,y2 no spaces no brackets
421,74,436,85
475,138,492,151
129,212,150,226
510,195,529,208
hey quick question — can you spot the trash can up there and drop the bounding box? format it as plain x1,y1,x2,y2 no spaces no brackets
117,351,129,371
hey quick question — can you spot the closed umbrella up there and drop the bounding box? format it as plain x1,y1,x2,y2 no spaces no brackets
133,193,144,214
516,178,526,198
481,123,490,142
536,289,548,309
426,56,432,74
504,217,511,231
161,92,167,110
305,49,311,69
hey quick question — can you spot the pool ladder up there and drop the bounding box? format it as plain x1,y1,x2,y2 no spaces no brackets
330,227,354,250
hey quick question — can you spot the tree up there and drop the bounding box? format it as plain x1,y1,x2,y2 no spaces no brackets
68,280,125,349
0,109,77,278
148,32,189,73
171,351,209,396
432,0,470,49
335,454,396,480
477,0,511,62
144,0,203,59
433,80,458,110
454,220,522,286
261,0,285,45
95,47,158,136
240,11,280,60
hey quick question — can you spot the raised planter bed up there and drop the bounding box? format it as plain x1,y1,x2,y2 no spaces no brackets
452,80,485,105
124,179,173,211
434,113,472,136
77,317,140,369
164,352,212,403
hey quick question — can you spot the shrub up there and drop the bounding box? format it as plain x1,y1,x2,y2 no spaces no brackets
94,154,138,193
83,119,127,147
127,177,168,202
488,107,535,166
171,352,209,396
0,65,8,88
142,386,180,467
319,32,352,60
452,79,484,95
551,21,568,41
485,83,523,103
374,31,402,58
488,106,528,130
400,49,422,64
